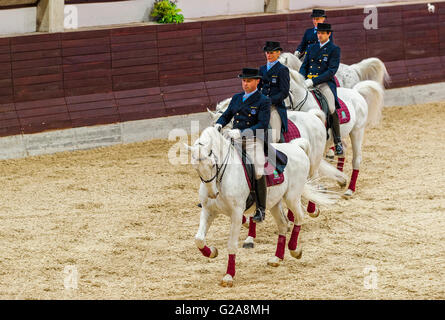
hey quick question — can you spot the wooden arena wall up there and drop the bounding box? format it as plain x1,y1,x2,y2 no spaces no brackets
0,2,444,137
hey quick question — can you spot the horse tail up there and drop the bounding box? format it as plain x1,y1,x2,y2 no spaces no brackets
318,158,348,185
353,80,385,127
350,57,391,88
290,137,311,158
303,178,339,206
307,108,326,125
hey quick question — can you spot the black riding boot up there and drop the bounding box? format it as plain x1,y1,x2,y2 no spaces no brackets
331,111,344,156
252,175,267,223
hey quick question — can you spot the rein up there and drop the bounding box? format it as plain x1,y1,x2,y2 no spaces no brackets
198,139,233,185
292,89,309,111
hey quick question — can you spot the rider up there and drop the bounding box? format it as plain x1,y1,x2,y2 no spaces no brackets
299,23,344,156
214,68,271,223
258,41,290,143
294,9,333,61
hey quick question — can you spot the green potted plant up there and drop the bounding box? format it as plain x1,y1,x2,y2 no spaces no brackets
151,0,184,24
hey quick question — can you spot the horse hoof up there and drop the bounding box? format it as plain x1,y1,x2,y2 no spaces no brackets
290,247,303,259
209,246,218,258
242,236,255,249
338,180,347,189
342,189,354,199
267,256,283,267
308,208,320,218
220,274,233,287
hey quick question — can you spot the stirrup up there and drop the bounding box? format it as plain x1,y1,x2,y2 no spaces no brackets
252,208,266,223
335,143,344,156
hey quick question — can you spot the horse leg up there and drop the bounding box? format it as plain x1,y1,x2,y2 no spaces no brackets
344,128,364,198
221,208,243,287
195,208,218,259
286,200,304,259
267,203,288,267
242,217,256,249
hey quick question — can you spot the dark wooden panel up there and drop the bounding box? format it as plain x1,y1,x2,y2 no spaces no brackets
245,14,288,24
17,105,69,118
110,32,156,44
70,114,120,128
112,56,158,68
118,104,166,122
13,73,63,86
159,73,204,87
113,87,161,99
15,97,66,110
204,62,246,74
67,99,116,112
14,89,65,102
112,79,159,91
159,59,203,72
64,69,111,81
62,37,109,48
110,41,157,53
157,28,202,41
65,92,114,104
12,57,63,70
64,76,111,89
12,65,62,78
163,89,208,102
62,44,110,57
63,61,111,73
202,32,245,44
245,28,288,40
202,24,245,37
62,53,110,64
11,33,60,45
111,48,158,61
61,29,110,41
203,40,245,51
116,95,163,106
11,41,61,53
158,36,202,49
112,64,158,76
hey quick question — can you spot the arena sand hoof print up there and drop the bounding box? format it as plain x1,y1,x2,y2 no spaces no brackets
242,236,255,249
267,256,283,267
220,274,234,287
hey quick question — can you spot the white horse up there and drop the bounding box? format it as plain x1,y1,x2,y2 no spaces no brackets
278,52,391,89
288,72,385,197
186,126,338,286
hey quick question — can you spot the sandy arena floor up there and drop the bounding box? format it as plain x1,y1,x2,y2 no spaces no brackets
0,102,444,300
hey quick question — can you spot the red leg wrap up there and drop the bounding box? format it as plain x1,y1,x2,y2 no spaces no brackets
248,217,256,238
226,254,236,277
307,201,316,213
242,215,247,225
275,235,286,260
348,169,359,192
287,209,294,222
199,245,211,257
337,157,345,172
288,225,301,251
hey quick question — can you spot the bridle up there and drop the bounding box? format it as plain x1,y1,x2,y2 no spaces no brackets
292,89,309,111
196,140,232,185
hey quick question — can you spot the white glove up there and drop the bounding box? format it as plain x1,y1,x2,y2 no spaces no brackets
294,50,300,57
304,79,313,88
224,129,241,140
214,123,222,132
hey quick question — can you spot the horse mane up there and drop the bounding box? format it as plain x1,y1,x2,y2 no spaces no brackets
290,69,307,88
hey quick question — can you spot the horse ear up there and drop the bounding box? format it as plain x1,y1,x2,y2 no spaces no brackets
207,108,219,120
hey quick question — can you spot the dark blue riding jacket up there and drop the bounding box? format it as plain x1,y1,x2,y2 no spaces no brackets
299,40,341,108
258,61,290,132
216,90,271,137
296,27,334,56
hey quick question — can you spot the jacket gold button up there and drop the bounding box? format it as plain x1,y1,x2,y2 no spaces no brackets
248,114,251,117
236,120,239,123
318,66,320,69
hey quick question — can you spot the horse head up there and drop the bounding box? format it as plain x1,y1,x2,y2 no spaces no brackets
185,127,221,199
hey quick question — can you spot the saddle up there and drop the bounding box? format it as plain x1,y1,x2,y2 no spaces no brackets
234,140,288,212
310,88,350,139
